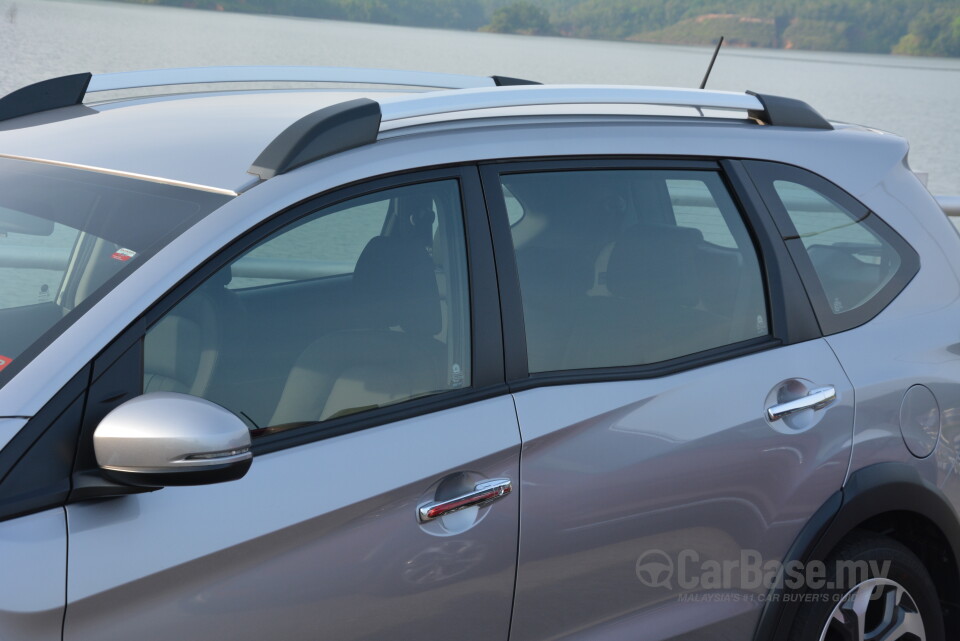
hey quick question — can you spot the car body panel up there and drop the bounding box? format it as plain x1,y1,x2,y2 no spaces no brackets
0,118,909,418
0,418,27,455
64,396,521,641
0,85,903,198
0,507,66,641
0,91,397,193
509,340,854,640
825,162,960,502
0,75,955,641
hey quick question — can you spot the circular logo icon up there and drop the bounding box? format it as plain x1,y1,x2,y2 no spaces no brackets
636,549,674,589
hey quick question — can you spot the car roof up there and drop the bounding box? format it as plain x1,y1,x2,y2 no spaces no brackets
0,67,855,195
0,90,397,194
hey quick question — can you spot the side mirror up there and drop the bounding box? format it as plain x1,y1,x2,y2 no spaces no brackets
93,392,252,488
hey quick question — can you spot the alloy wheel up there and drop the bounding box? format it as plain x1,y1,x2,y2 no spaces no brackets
820,577,926,641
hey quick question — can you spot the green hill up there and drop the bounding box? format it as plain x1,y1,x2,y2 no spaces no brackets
103,0,960,57
633,14,778,49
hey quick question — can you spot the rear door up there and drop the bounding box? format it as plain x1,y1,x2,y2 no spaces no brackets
480,160,855,640
63,168,521,641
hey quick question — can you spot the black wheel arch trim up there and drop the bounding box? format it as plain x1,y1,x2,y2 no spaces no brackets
754,461,960,641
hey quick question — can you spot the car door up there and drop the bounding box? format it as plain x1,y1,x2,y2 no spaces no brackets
63,168,521,641
0,426,66,641
479,160,855,640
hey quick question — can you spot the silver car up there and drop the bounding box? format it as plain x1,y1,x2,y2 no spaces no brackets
0,67,957,641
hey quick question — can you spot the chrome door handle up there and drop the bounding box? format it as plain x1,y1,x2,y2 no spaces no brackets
767,386,836,421
418,478,512,522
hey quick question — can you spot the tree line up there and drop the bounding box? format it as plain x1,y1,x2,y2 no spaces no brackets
106,0,960,57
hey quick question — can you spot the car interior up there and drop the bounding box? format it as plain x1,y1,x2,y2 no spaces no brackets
141,169,777,433
0,162,223,376
136,167,902,435
143,181,470,433
4,160,900,439
504,169,769,373
771,180,902,314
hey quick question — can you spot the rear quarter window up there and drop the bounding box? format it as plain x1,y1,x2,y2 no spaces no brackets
743,160,919,334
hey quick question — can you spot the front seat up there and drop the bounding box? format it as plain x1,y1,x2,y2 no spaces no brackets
269,233,446,426
142,268,234,396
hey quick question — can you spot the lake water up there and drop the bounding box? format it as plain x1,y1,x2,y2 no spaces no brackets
0,0,958,194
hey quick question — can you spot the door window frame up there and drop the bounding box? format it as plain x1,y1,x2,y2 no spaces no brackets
479,156,821,389
65,164,505,491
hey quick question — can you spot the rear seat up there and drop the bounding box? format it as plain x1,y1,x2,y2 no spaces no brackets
563,224,728,369
515,244,596,372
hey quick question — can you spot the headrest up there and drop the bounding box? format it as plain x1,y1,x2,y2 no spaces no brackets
392,188,437,249
145,314,201,384
606,224,703,306
501,172,626,238
206,263,233,290
352,235,442,336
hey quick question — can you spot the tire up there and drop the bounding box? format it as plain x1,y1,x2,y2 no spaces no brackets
787,531,944,641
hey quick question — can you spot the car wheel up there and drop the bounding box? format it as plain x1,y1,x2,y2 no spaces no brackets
788,531,944,641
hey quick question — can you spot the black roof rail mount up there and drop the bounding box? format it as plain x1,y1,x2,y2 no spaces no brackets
747,91,832,130
491,75,541,87
249,98,382,180
0,73,92,123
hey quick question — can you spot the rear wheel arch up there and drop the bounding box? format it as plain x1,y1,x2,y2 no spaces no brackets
754,462,960,640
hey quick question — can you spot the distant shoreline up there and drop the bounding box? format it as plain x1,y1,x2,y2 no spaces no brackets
93,0,960,59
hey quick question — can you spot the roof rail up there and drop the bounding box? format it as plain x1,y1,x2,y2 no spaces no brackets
0,67,540,123
376,85,832,130
937,196,960,218
491,76,541,87
85,66,504,93
747,91,831,130
250,98,381,180
378,85,764,122
0,73,91,122
247,85,834,179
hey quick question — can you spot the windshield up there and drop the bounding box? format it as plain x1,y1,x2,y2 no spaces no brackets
0,157,231,388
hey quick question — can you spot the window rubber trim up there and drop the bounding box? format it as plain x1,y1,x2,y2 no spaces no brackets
510,336,780,392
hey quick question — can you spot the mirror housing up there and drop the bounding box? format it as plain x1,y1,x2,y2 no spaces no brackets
93,392,252,488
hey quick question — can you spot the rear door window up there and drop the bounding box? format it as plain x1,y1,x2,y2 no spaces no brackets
489,166,769,373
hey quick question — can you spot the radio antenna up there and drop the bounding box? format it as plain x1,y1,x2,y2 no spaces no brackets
699,36,724,89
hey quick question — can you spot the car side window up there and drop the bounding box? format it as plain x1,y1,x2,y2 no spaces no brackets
743,160,919,333
773,180,900,314
227,200,390,289
0,219,78,309
499,168,769,373
503,185,525,226
667,179,738,248
143,179,471,435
